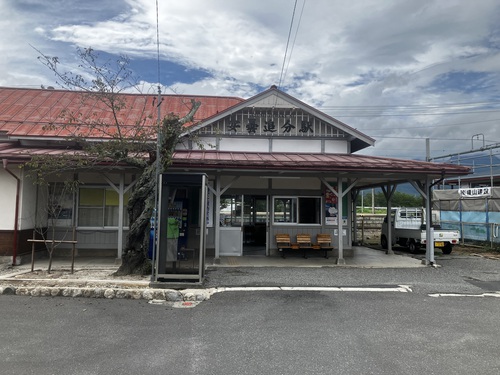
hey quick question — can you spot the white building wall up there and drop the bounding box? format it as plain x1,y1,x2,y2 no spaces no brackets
272,139,322,153
219,138,269,152
324,140,348,153
0,169,16,230
19,172,41,230
184,137,349,154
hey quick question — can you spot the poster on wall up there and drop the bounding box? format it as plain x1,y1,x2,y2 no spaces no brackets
325,189,338,225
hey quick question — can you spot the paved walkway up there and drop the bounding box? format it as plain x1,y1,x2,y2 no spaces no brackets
211,246,425,268
0,246,424,278
0,247,425,301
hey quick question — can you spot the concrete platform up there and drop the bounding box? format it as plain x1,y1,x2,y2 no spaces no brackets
0,246,424,281
210,246,424,268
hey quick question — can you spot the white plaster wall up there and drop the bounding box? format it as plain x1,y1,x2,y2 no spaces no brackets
0,170,49,232
0,169,17,230
272,139,321,153
19,171,42,230
219,138,269,152
324,140,348,154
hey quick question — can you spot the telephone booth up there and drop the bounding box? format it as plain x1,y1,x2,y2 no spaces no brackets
154,173,208,283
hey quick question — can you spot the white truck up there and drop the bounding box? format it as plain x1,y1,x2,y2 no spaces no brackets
380,207,460,254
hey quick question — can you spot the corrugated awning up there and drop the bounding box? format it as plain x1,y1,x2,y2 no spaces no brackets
171,150,470,176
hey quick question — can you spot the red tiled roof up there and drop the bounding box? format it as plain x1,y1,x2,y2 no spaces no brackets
0,87,243,139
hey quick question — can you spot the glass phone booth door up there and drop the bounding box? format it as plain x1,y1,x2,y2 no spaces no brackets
155,173,207,283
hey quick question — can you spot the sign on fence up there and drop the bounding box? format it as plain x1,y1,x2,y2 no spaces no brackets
459,187,491,198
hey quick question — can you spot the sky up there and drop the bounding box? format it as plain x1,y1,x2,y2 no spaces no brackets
2,0,500,162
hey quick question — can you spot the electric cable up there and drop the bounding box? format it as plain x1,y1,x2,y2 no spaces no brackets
282,0,306,89
277,0,298,89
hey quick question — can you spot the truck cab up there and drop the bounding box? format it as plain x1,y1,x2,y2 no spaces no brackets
381,207,460,254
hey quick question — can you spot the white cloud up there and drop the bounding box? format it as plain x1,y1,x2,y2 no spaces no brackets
1,0,500,158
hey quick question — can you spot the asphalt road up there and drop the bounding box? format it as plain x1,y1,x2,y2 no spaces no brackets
1,265,500,375
204,256,500,294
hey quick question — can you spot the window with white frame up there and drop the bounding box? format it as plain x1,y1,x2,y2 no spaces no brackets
273,196,321,224
78,188,129,227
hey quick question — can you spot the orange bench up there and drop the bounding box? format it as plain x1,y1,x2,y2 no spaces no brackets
276,233,334,259
312,234,334,259
276,234,292,258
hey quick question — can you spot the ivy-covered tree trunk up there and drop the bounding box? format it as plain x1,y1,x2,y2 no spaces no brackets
114,163,156,275
115,108,199,275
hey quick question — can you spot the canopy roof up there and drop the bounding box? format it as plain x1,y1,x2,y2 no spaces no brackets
170,150,471,188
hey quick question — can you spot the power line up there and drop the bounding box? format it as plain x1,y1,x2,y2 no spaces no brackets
324,109,500,117
320,100,500,110
356,119,500,134
282,0,306,88
277,0,298,89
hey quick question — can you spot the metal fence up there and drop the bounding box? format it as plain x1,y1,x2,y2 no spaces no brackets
433,187,500,248
439,220,500,248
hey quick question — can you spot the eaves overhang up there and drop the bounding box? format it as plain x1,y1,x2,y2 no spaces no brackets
170,150,471,181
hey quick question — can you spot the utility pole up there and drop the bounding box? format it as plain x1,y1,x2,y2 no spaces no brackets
371,188,375,214
426,138,430,162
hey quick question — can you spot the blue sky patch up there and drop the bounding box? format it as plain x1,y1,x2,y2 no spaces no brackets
91,51,212,87
128,57,212,86
429,71,495,94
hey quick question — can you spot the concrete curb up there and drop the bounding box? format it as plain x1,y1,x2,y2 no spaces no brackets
0,284,217,302
0,283,415,301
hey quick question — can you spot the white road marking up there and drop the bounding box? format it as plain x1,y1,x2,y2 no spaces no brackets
429,292,500,298
217,285,412,293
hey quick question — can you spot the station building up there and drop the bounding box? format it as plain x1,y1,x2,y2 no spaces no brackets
0,86,470,266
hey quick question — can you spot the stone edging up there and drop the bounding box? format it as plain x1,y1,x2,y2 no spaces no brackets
0,285,215,301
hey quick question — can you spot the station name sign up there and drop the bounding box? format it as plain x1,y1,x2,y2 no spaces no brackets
458,187,491,198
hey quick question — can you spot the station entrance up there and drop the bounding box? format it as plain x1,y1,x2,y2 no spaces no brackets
219,195,268,257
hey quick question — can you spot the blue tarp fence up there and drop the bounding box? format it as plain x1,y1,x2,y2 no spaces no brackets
434,187,500,245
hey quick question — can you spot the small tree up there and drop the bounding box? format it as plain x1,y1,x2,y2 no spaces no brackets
27,47,200,275
22,177,79,273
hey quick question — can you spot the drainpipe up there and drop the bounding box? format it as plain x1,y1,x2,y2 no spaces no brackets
3,159,20,266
